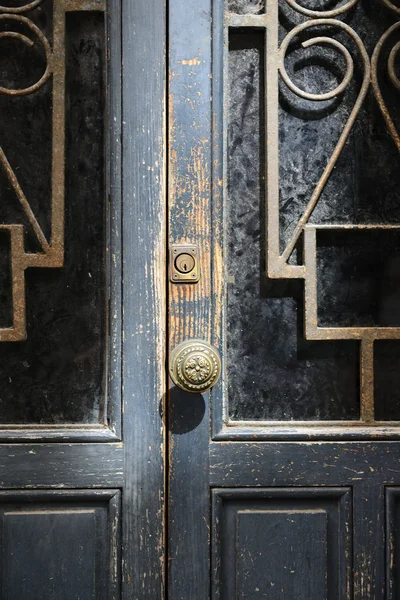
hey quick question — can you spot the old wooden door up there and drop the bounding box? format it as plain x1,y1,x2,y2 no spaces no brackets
0,0,166,598
168,0,400,598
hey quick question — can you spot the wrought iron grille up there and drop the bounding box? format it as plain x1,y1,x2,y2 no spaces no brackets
226,0,400,423
0,0,104,342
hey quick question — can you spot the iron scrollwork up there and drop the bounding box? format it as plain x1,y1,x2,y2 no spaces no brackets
0,0,104,341
227,0,400,420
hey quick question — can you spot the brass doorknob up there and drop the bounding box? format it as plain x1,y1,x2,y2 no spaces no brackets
169,339,222,393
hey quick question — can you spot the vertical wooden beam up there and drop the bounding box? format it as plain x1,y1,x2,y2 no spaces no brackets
122,0,167,595
211,0,225,438
353,482,385,600
107,0,122,440
168,0,213,596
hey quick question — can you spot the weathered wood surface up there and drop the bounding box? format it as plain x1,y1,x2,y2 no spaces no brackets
210,441,400,598
121,0,167,596
168,2,400,600
212,487,351,599
0,443,123,488
210,442,400,485
168,0,213,596
0,0,165,597
0,490,121,600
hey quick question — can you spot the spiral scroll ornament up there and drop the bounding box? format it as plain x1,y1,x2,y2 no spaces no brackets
283,0,360,18
0,13,51,96
0,3,53,249
278,19,371,263
249,0,400,417
388,41,400,91
0,2,54,252
0,0,45,14
0,0,63,341
372,22,400,153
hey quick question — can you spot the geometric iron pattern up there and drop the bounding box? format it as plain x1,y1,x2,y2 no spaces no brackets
0,0,104,341
227,0,400,422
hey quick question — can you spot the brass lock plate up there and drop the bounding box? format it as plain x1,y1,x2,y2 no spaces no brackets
170,244,200,283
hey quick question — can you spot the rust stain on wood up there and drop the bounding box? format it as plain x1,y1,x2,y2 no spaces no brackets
180,57,201,66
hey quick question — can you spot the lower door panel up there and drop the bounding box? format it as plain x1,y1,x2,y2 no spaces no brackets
0,490,120,600
212,488,352,599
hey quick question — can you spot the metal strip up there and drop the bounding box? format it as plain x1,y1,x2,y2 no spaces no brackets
360,338,375,423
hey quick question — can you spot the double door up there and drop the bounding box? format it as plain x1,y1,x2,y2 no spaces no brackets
1,0,400,598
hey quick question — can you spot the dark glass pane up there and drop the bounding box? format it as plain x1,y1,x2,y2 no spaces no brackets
375,341,400,421
317,230,400,328
0,233,12,329
0,7,106,424
226,30,360,421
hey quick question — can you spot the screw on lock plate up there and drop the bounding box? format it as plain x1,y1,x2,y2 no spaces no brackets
170,244,200,283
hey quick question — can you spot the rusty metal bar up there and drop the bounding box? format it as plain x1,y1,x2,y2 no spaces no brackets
264,0,280,277
0,147,49,252
227,12,267,27
64,0,105,10
50,0,66,265
279,20,371,264
360,339,375,423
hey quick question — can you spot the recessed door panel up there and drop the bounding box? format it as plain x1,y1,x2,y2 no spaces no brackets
0,490,120,600
212,488,351,599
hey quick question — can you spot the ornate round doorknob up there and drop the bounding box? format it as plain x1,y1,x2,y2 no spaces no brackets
169,339,222,393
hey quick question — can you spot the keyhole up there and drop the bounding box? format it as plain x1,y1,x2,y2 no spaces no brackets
175,253,195,274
